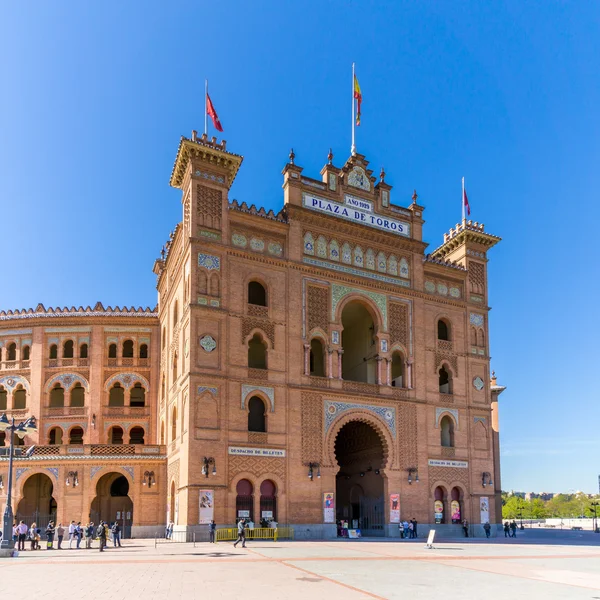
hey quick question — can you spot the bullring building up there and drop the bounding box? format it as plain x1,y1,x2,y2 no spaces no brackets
0,132,505,538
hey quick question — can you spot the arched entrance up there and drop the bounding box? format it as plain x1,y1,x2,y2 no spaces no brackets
90,473,133,538
236,479,254,523
335,420,385,536
17,473,57,530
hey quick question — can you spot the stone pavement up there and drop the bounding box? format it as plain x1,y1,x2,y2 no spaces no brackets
2,532,600,599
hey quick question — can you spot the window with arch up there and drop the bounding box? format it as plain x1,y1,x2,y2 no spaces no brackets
434,486,446,524
0,386,7,411
173,301,179,325
341,300,377,383
309,338,325,377
63,340,74,359
248,396,267,432
440,415,455,447
451,487,462,523
50,384,65,408
139,343,148,359
7,342,16,361
391,350,405,388
70,383,85,407
439,365,452,394
130,383,146,407
109,383,125,407
22,345,30,361
260,479,277,523
248,281,267,307
48,427,63,445
69,426,84,445
198,271,208,295
79,343,88,359
162,327,166,349
109,426,124,444
122,340,134,358
12,385,26,409
160,420,165,445
236,479,254,523
248,333,267,369
171,406,177,442
129,426,145,445
210,273,220,297
172,352,178,382
49,344,58,359
108,343,117,359
437,319,450,341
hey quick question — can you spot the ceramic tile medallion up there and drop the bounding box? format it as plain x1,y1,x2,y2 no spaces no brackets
250,238,265,252
198,254,220,271
425,281,436,293
473,376,484,391
232,233,247,248
347,166,371,191
449,287,461,298
268,242,283,256
437,283,448,296
470,313,484,327
200,335,217,353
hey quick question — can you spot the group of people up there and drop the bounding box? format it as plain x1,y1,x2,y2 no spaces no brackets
503,520,519,537
399,518,419,538
10,519,123,551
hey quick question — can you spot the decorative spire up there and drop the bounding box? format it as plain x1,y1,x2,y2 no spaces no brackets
380,166,386,182
289,148,295,165
327,148,333,165
412,189,418,204
160,246,166,260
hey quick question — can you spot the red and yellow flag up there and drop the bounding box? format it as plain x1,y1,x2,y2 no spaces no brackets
353,74,362,126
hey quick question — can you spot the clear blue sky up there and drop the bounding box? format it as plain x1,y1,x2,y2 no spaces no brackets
2,2,599,493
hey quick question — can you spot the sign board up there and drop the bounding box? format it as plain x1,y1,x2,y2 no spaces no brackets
434,500,443,524
389,493,400,523
348,529,361,539
228,447,286,457
238,510,250,518
426,529,436,549
116,512,121,520
428,459,468,469
199,490,214,525
451,500,461,522
323,492,335,523
261,511,273,518
126,512,131,520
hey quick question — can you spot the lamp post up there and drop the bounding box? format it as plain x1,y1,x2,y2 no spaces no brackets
590,501,599,534
0,414,37,550
201,457,216,478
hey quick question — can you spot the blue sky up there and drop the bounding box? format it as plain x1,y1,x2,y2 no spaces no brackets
2,2,599,493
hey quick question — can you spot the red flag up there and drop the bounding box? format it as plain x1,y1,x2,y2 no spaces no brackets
206,93,223,132
463,186,471,216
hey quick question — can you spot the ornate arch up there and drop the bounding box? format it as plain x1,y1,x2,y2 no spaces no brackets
104,372,150,392
243,328,273,350
430,480,450,497
436,359,457,378
241,385,274,412
333,288,387,332
0,374,30,394
435,408,459,430
90,466,135,485
229,472,257,494
45,372,89,393
16,468,57,497
389,343,408,357
308,328,328,342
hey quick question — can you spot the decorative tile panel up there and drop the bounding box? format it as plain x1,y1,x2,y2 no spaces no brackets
198,254,221,271
268,242,283,256
324,400,396,438
45,372,89,392
200,335,217,353
473,416,487,424
380,339,388,353
437,283,448,296
470,313,484,327
303,232,314,255
104,372,150,391
449,287,461,298
347,166,371,191
46,468,59,480
331,284,388,330
250,238,265,252
232,233,247,248
399,258,409,278
90,466,103,479
425,281,436,293
0,375,30,394
241,385,274,412
122,466,134,481
435,407,459,429
16,468,28,482
331,331,340,345
198,386,218,396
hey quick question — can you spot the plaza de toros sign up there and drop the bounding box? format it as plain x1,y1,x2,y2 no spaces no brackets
302,192,410,237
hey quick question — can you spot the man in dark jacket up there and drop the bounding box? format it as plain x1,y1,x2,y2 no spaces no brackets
209,520,217,543
111,522,122,547
97,521,107,552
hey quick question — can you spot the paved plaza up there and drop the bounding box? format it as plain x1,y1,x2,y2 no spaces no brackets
2,531,600,599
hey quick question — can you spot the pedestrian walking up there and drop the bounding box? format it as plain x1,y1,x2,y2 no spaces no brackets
503,521,510,538
233,519,246,548
483,522,491,538
57,523,65,549
46,521,55,549
68,521,76,549
403,520,409,539
462,519,469,538
29,522,40,550
17,520,28,551
411,518,418,539
111,522,122,547
85,523,94,549
510,520,517,538
209,520,216,543
97,521,107,552
12,523,18,546
75,522,83,548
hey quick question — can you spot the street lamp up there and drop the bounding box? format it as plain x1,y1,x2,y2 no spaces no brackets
590,501,599,534
307,462,321,481
201,457,216,478
0,414,37,549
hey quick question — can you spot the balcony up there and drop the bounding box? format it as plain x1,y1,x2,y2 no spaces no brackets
439,393,454,405
102,405,151,417
105,357,152,368
0,360,29,371
0,444,167,459
46,358,91,369
43,406,89,418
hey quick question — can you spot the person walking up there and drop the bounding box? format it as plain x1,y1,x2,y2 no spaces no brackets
56,523,65,549
46,521,55,550
85,523,94,549
17,520,28,551
462,519,469,538
111,522,122,547
68,521,76,549
483,522,491,538
97,521,107,552
75,522,83,549
209,520,216,543
233,519,246,548
510,520,517,538
29,522,39,550
412,518,418,539
12,523,18,546
403,520,409,539
503,521,510,538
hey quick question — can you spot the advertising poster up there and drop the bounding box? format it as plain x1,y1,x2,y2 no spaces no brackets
323,492,335,523
199,490,214,524
480,497,490,524
389,493,400,523
451,500,461,522
434,500,444,523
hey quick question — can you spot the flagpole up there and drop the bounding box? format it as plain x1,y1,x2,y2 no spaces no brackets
462,177,465,223
351,62,356,156
204,79,208,136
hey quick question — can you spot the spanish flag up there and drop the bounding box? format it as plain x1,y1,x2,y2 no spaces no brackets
354,74,362,126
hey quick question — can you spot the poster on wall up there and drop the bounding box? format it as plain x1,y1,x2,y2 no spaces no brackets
323,492,335,523
238,510,250,518
389,493,400,523
480,497,490,524
451,500,461,522
434,500,444,523
199,490,214,524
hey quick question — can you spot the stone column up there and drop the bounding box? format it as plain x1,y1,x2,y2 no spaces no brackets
327,348,334,379
407,359,413,389
303,344,310,376
386,359,392,386
376,357,384,385
337,350,343,380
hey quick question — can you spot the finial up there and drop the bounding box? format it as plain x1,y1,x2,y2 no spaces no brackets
412,189,418,203
289,148,295,165
380,166,386,182
328,148,333,164
160,246,166,260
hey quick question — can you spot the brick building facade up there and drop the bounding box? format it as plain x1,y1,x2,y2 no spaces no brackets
0,132,505,538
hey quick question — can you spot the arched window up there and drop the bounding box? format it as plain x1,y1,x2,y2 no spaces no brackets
470,327,477,345
129,426,145,445
437,319,450,341
309,338,325,377
171,406,177,442
198,271,208,295
7,343,16,361
109,426,124,444
439,365,452,394
139,343,148,359
248,281,267,307
391,351,405,388
63,340,74,358
79,343,88,359
260,480,277,523
162,327,166,349
248,334,267,369
12,385,26,409
160,421,165,445
0,431,5,446
48,427,63,445
210,273,220,297
172,352,178,382
0,386,7,411
161,375,166,401
477,329,485,348
434,486,445,524
451,487,462,523
70,383,85,407
122,340,134,358
236,479,254,522
49,344,58,359
108,383,125,407
50,384,65,408
108,343,117,359
440,416,455,447
22,345,30,361
341,301,377,383
130,383,146,407
69,427,84,444
248,396,266,432
173,301,179,324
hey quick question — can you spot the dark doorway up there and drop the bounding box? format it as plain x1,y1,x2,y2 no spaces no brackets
17,473,57,534
90,473,133,538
